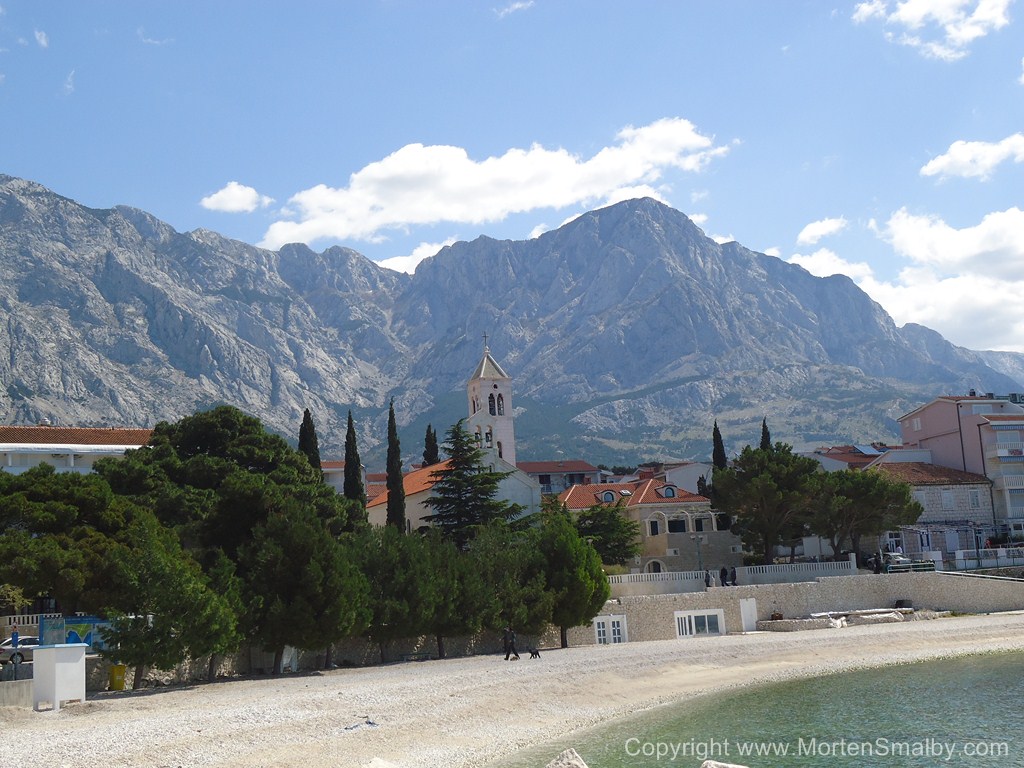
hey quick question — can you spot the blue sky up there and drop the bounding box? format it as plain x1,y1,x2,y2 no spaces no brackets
2,2,1022,351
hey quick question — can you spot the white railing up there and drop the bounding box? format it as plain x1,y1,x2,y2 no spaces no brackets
609,570,705,585
1002,475,1024,489
2,613,62,629
952,548,1024,569
743,560,855,576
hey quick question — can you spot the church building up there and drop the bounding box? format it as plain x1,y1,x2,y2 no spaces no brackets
366,342,541,528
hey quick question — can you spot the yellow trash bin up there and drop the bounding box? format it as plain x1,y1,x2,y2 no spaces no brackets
109,664,127,691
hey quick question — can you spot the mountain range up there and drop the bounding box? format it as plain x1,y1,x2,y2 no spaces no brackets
2,174,1021,467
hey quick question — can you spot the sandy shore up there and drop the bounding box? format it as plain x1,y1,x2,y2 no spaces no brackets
5,613,1024,768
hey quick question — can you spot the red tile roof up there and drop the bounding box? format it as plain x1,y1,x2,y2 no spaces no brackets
873,463,989,486
366,460,452,508
0,426,153,445
517,460,599,474
558,478,708,510
321,460,346,470
984,414,1024,423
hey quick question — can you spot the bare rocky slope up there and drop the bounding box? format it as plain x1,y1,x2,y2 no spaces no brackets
1,174,1020,465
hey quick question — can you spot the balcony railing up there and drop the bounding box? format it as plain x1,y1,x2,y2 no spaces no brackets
1003,475,1024,490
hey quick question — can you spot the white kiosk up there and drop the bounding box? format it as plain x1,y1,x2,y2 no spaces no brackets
32,643,88,711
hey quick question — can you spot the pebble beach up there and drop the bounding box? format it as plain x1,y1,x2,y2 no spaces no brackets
5,612,1024,768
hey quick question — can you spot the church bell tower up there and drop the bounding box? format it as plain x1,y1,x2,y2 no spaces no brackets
466,337,516,465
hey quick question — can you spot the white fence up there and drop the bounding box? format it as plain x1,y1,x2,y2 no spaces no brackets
608,554,857,597
2,613,62,635
952,548,1024,570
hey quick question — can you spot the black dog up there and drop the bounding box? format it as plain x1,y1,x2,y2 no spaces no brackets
529,647,541,659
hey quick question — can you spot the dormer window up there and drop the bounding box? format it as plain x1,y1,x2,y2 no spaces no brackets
602,491,615,503
663,486,676,498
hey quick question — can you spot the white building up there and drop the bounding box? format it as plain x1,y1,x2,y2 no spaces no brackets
0,425,152,474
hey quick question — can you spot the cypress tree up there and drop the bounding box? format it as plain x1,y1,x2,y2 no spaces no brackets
298,408,322,472
343,411,366,506
760,418,772,451
422,424,440,467
712,420,727,469
385,399,406,531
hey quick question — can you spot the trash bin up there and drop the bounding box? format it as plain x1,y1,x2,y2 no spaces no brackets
108,664,126,691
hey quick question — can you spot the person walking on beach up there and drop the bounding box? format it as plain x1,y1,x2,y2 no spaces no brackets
503,627,519,661
719,566,729,587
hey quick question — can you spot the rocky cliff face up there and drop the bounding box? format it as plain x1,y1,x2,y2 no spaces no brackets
1,175,1019,464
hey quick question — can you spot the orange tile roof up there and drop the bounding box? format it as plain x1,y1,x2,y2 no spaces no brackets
984,414,1024,422
366,460,452,508
321,460,346,470
558,478,708,510
0,425,153,445
873,463,989,486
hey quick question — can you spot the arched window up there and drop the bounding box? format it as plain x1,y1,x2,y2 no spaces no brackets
474,427,482,445
488,393,496,415
497,394,505,415
497,441,503,458
602,491,615,503
663,486,676,498
647,560,662,574
485,428,493,447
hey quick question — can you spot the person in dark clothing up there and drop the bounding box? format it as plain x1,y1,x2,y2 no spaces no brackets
503,626,519,660
719,566,729,587
729,566,737,586
704,570,712,589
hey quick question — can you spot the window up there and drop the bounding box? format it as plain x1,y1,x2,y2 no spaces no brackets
538,475,551,486
594,615,628,644
694,518,706,532
497,394,505,415
941,490,954,510
667,518,687,533
488,393,496,416
674,610,725,637
969,489,981,509
912,417,922,432
603,491,616,503
649,519,660,536
972,404,993,415
663,486,676,498
485,428,492,447
496,441,503,459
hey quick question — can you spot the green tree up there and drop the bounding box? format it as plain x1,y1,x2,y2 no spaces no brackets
422,424,440,466
572,499,641,566
101,507,240,689
343,411,366,506
240,504,370,674
712,444,819,565
534,508,610,648
356,526,439,662
712,420,727,470
422,420,519,549
297,408,322,472
806,469,924,558
471,522,552,636
760,418,772,451
385,399,406,531
421,531,493,659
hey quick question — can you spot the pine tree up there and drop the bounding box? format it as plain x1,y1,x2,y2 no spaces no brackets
385,399,406,531
760,418,772,451
422,424,440,467
343,411,366,506
422,419,518,549
298,408,322,472
712,420,727,469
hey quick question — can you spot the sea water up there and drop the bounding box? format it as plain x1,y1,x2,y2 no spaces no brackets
496,651,1024,767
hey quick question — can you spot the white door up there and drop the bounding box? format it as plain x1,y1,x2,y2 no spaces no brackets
944,529,961,554
739,598,758,633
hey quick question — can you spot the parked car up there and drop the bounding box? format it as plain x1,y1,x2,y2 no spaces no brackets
0,635,40,664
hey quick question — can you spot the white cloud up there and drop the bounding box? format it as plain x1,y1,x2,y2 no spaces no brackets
799,206,1024,351
496,1,534,18
137,27,173,46
921,133,1024,179
258,117,730,249
763,246,781,257
796,216,848,245
377,238,457,274
34,29,48,48
528,223,549,239
63,70,75,95
710,233,735,244
852,0,1011,60
200,181,274,213
689,213,708,226
788,248,874,280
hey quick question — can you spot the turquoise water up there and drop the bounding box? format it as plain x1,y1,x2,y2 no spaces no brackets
497,651,1024,767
